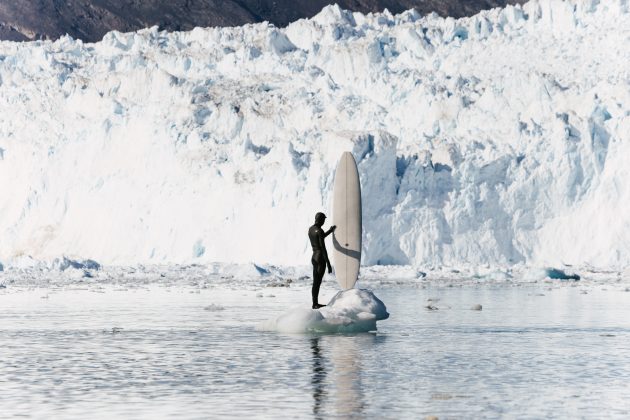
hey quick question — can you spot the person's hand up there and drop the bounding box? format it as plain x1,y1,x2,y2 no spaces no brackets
330,225,337,232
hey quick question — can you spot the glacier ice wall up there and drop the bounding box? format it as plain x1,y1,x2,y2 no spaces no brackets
0,0,629,268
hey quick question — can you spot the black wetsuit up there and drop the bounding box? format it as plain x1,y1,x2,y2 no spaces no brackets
308,224,332,306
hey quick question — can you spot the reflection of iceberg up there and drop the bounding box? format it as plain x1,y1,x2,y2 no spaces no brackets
257,289,389,333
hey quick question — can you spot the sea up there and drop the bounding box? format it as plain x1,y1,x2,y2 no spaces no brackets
2,278,630,419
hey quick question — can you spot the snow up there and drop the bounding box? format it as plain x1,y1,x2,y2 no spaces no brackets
256,288,389,333
0,0,629,271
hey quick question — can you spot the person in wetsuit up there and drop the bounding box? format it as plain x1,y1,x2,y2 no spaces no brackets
308,212,336,309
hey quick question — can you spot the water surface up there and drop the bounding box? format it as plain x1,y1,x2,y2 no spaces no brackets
1,283,630,418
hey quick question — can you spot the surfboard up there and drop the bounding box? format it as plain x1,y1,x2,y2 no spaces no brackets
332,152,362,290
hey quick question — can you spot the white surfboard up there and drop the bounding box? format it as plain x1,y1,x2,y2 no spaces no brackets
332,152,362,290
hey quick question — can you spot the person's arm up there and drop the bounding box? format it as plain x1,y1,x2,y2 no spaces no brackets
324,225,337,237
318,230,333,273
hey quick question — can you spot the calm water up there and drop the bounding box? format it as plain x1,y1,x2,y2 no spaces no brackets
1,283,630,419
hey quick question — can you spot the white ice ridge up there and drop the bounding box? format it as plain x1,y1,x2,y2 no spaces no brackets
256,289,389,333
0,0,629,269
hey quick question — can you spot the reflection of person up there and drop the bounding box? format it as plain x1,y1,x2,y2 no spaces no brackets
308,212,336,309
310,337,326,418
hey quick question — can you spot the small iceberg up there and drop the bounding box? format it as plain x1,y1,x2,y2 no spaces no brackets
257,289,389,334
523,267,581,281
545,268,580,281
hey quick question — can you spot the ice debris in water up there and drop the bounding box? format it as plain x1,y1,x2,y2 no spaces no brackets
53,257,101,271
522,267,582,282
204,304,225,311
257,288,389,333
545,268,581,281
107,327,123,334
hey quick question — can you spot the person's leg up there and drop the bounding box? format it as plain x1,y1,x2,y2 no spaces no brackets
312,260,325,307
312,259,319,306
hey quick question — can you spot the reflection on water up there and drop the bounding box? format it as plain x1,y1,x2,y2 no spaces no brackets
330,335,367,419
1,285,630,418
310,337,326,419
310,335,372,419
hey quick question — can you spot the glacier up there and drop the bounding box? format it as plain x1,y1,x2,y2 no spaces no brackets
0,0,629,271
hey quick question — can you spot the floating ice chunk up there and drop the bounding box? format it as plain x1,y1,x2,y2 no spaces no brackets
425,299,451,310
522,267,580,281
258,307,326,334
53,257,101,271
472,268,513,282
204,304,225,311
257,289,389,334
545,268,581,281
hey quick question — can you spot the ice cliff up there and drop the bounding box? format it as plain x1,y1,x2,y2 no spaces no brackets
0,0,628,269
